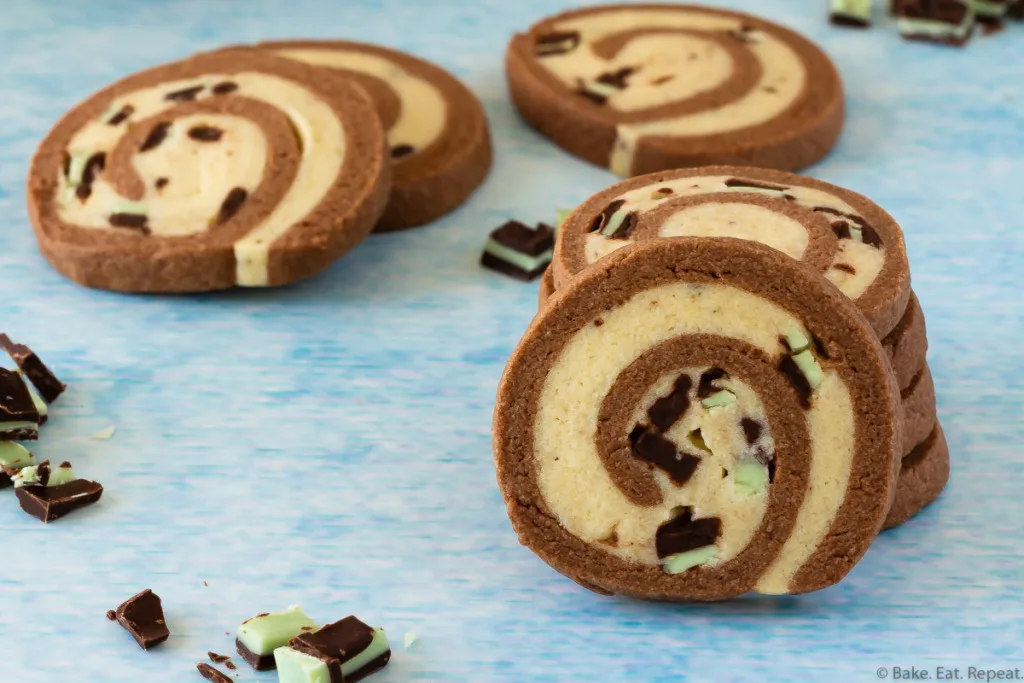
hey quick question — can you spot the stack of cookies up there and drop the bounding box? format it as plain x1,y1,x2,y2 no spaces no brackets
493,166,946,600
28,41,492,293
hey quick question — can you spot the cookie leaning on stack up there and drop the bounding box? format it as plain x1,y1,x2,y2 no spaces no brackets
536,166,947,532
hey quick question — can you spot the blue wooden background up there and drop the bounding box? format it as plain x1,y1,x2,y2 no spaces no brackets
1,1,1022,681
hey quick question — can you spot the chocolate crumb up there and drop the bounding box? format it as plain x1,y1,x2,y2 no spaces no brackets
831,221,852,240
196,663,232,683
390,144,415,158
202,580,208,587
650,75,675,85
107,104,134,126
647,373,692,432
211,81,238,95
140,122,171,152
109,213,150,233
217,188,248,224
155,177,169,190
165,85,204,102
594,318,604,327
106,610,116,621
833,263,856,274
188,125,223,142
224,661,236,671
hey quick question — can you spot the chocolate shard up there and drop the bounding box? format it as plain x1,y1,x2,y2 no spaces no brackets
208,652,231,664
187,125,224,142
575,86,607,106
196,663,232,683
15,478,103,522
290,616,391,683
164,84,204,102
629,426,701,486
0,334,66,403
140,122,171,152
595,66,635,89
211,81,238,95
390,144,415,158
697,367,728,399
655,507,721,558
778,355,812,409
534,30,581,56
114,589,170,650
741,417,763,445
109,213,150,233
75,152,106,201
723,178,788,192
0,367,40,439
107,104,135,126
647,374,693,432
217,188,248,224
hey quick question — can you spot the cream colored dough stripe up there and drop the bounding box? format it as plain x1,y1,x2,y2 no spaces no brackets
533,280,855,589
275,48,447,154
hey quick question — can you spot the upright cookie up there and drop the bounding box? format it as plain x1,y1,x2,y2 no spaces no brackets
901,363,937,454
28,49,390,292
882,291,928,390
507,4,844,177
495,238,902,599
884,425,950,530
259,40,492,232
553,166,911,337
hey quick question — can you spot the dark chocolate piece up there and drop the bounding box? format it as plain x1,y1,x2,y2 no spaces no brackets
741,417,762,445
208,652,230,664
697,368,728,399
290,616,390,683
830,14,871,28
109,213,150,233
235,637,276,671
629,426,701,486
75,152,106,201
647,374,693,432
778,355,812,409
723,177,787,192
895,0,970,23
535,30,581,56
831,221,852,240
217,188,248,224
590,199,625,233
187,126,224,142
224,661,236,671
196,663,232,683
211,81,238,95
155,177,169,190
655,507,721,558
0,368,40,438
390,144,415,158
140,122,171,152
480,253,548,282
15,478,103,522
107,105,135,126
607,212,638,239
595,66,635,89
0,335,66,403
114,589,169,650
106,610,116,621
834,263,856,274
165,85,204,102
575,83,608,106
490,220,554,257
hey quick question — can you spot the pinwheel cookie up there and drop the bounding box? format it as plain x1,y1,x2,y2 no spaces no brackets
27,48,390,292
507,4,844,177
495,238,902,599
261,40,492,231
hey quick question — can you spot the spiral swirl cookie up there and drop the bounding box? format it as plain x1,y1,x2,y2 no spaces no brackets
260,40,492,232
506,4,844,177
495,238,902,599
553,166,911,337
28,49,390,292
884,425,949,530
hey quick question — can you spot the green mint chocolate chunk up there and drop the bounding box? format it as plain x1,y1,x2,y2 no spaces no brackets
483,237,553,273
0,442,33,470
662,545,717,574
972,0,1007,17
734,460,770,496
48,463,76,487
238,605,317,657
114,200,148,215
831,0,872,20
784,327,811,354
274,646,334,683
18,372,48,421
342,627,390,678
898,12,975,40
586,80,620,97
66,153,90,185
600,210,628,238
701,390,737,409
792,349,824,390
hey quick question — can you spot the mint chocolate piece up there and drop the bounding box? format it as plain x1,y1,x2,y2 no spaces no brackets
236,605,317,671
895,0,976,45
114,589,169,650
831,0,873,26
481,220,555,281
0,334,66,403
0,368,40,441
289,617,391,683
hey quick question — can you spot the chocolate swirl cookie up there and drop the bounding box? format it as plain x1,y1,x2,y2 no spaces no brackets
28,48,390,292
507,4,844,177
495,238,902,599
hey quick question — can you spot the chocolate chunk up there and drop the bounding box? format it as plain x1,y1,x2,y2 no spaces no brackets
211,81,238,95
629,426,701,486
390,144,415,158
217,188,248,224
575,84,608,105
208,652,230,664
0,368,40,438
0,334,66,403
290,616,390,683
109,213,150,233
62,153,71,178
224,661,236,671
590,199,625,233
831,221,852,240
834,263,856,274
723,178,787,192
595,66,635,89
778,355,812,409
235,638,274,671
164,85,204,102
489,220,554,257
140,122,171,152
187,125,224,142
607,212,638,239
535,30,581,56
647,374,693,432
482,220,555,282
895,0,970,23
106,610,116,621
655,507,721,558
114,589,170,650
15,478,103,522
196,663,232,683
741,417,762,445
106,105,134,126
859,222,882,247
75,152,106,201
654,187,674,196
155,177,169,190
697,368,728,399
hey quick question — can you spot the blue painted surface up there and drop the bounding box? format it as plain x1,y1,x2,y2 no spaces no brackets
0,1,1022,681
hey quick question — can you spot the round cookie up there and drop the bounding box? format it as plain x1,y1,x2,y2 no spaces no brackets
494,237,902,600
506,4,844,177
883,425,950,530
28,49,390,292
882,291,928,391
553,166,911,337
259,40,492,232
901,363,937,455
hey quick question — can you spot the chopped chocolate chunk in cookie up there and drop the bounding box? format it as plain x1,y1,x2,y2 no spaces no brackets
629,426,701,485
188,125,224,142
106,104,135,126
139,122,171,152
164,84,204,102
535,30,581,56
